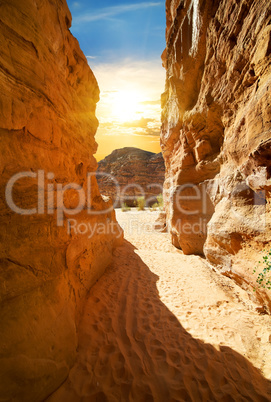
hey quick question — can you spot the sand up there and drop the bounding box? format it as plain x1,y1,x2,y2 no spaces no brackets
46,209,271,401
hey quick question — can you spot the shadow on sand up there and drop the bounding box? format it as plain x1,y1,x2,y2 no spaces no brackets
46,240,271,402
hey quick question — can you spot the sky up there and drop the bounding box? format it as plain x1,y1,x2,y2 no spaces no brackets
66,0,166,160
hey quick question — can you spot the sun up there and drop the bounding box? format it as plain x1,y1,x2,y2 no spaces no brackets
111,90,142,122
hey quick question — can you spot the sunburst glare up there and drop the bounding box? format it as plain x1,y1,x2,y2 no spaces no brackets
111,90,142,122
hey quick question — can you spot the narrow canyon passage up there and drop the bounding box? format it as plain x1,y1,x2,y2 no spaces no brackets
47,211,271,402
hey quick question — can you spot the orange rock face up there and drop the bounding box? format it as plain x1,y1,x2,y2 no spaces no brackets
162,0,271,307
97,147,165,207
0,0,122,400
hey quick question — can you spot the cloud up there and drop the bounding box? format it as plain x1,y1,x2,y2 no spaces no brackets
133,129,160,137
86,55,97,60
91,57,164,149
74,2,163,23
98,120,161,138
144,128,160,136
99,122,114,129
121,117,155,128
72,2,81,8
99,118,159,130
92,58,165,101
140,100,161,105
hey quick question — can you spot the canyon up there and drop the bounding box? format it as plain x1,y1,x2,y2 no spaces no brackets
161,0,271,311
97,147,165,207
0,0,271,400
0,0,121,400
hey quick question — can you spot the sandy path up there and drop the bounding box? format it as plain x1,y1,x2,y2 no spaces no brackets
47,210,271,401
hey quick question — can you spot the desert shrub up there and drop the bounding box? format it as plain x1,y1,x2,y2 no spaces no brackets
150,202,159,211
253,249,271,290
121,202,131,212
136,196,146,211
157,193,163,210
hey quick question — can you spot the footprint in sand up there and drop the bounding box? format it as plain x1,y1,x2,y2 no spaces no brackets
46,211,271,402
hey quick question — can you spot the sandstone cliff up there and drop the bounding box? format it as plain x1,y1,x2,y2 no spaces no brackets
97,147,165,207
0,0,122,400
161,0,271,309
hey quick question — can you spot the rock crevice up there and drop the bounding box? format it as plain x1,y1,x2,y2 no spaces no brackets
0,0,122,400
162,0,271,309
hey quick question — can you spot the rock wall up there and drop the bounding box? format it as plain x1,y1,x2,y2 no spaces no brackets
161,0,271,309
97,147,165,207
0,0,122,400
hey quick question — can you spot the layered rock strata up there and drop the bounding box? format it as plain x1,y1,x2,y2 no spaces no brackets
161,0,271,309
0,0,122,400
97,147,165,207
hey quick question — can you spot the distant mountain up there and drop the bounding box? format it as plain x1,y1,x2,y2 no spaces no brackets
97,147,165,207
